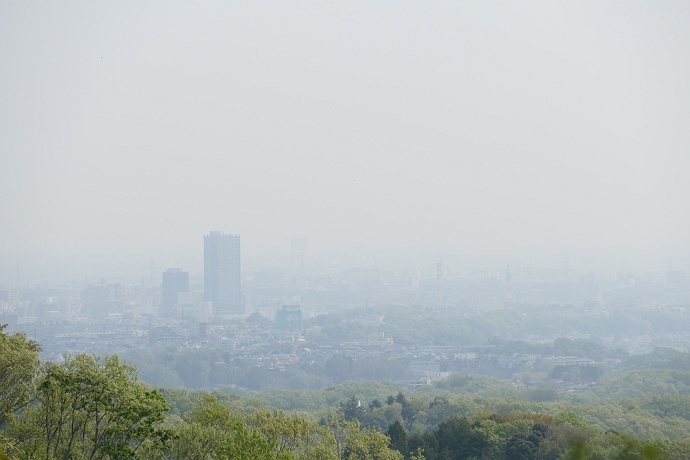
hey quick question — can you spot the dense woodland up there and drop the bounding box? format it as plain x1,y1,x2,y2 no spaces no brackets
5,324,690,459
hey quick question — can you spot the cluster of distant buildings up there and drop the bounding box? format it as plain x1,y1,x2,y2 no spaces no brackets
162,231,242,318
8,231,249,321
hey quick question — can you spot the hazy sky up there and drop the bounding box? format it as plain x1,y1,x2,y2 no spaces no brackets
1,1,689,276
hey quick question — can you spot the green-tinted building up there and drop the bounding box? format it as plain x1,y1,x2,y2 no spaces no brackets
276,305,302,330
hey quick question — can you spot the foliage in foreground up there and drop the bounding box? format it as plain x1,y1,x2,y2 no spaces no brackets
3,326,690,459
0,324,40,428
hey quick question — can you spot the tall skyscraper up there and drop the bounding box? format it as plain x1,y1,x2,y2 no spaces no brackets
161,268,189,310
204,231,242,315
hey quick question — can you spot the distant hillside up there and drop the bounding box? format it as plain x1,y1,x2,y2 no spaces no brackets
593,369,690,400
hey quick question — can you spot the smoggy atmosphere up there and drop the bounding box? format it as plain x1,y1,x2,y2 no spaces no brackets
2,1,689,279
5,5,690,459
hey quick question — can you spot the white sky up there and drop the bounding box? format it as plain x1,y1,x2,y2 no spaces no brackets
1,1,689,277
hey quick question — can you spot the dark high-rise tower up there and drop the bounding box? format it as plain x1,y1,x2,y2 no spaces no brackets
204,231,242,315
161,268,189,310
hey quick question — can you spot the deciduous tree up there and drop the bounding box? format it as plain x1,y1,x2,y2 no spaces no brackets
0,324,40,427
18,354,169,459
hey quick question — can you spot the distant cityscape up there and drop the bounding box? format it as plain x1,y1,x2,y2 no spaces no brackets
1,231,689,391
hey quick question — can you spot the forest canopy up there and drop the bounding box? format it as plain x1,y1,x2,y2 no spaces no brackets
3,325,690,459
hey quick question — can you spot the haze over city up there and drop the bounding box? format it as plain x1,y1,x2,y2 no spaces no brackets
2,1,689,280
5,5,690,458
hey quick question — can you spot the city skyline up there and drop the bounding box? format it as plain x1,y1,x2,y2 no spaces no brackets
3,231,687,288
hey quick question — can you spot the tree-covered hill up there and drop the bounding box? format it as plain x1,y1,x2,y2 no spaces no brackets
5,325,690,459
